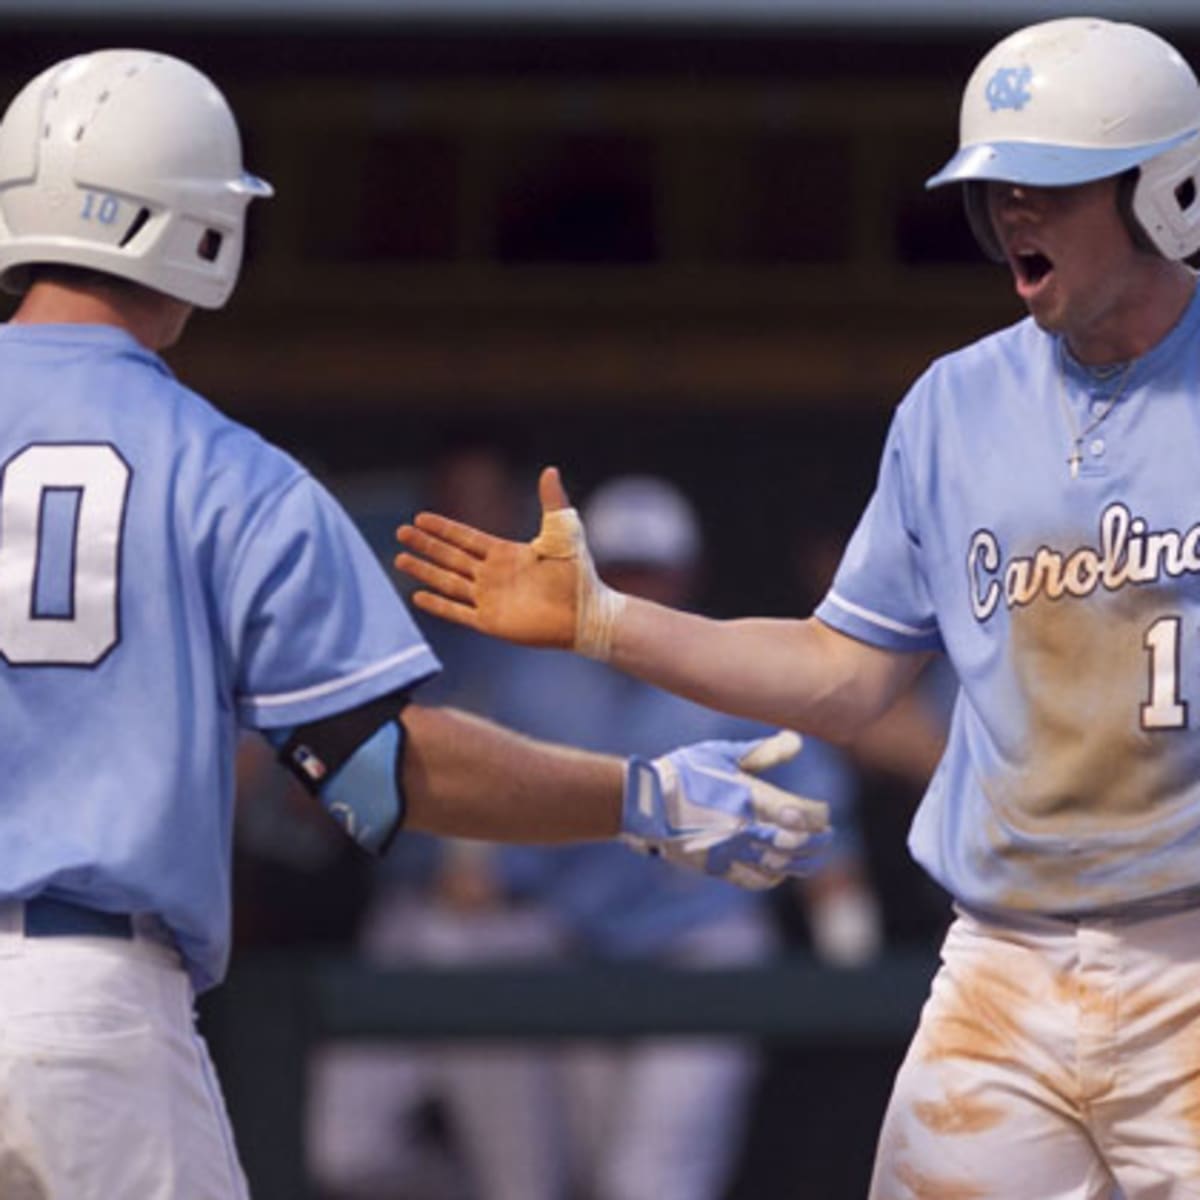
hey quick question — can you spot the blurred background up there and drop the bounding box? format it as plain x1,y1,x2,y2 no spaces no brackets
3,2,1197,1197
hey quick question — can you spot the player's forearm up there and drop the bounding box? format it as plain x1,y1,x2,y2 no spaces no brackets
608,597,925,743
399,704,623,842
849,684,948,784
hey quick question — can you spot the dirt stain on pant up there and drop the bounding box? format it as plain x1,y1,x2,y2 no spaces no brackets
893,1160,990,1199
913,1091,1007,1137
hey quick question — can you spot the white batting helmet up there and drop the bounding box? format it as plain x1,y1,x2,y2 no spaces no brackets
926,18,1200,261
0,49,272,309
584,476,702,570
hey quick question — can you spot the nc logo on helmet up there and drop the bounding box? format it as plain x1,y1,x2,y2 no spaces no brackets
985,65,1034,112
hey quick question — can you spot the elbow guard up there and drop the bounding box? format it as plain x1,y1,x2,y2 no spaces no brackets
272,690,410,855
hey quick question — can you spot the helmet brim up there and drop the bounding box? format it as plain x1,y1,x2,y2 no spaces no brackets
925,130,1197,189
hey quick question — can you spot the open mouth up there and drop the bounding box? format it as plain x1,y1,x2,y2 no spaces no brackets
1015,250,1054,288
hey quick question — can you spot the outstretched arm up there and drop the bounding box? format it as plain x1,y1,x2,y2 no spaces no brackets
396,468,928,742
400,704,623,842
399,705,831,889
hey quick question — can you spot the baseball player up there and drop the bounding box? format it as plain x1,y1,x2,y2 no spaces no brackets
0,51,832,1199
397,17,1200,1198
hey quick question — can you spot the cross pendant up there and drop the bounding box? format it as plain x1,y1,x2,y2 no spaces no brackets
1068,445,1082,479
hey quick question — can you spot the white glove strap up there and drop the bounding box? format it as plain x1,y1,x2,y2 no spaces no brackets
531,506,626,661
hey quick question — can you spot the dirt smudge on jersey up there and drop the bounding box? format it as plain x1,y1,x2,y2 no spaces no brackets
981,586,1200,907
1007,588,1198,830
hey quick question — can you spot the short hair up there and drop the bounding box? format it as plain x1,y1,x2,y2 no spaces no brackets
24,263,148,296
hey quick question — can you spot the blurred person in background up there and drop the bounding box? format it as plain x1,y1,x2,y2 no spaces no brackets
486,473,885,1200
312,451,885,1200
308,442,570,1200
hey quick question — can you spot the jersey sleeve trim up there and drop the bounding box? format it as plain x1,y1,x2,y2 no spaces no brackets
243,645,439,709
818,590,942,652
824,590,934,638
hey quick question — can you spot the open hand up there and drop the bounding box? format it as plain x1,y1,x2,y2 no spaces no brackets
396,466,591,649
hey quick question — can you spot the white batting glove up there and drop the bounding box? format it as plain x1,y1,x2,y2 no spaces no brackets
620,731,832,890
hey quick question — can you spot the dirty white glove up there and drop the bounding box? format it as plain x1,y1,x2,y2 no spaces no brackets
621,731,832,890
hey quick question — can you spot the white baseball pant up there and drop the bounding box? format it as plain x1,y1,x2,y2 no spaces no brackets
871,903,1200,1198
0,901,249,1200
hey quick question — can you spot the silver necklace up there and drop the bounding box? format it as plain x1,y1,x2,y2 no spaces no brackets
1056,345,1135,479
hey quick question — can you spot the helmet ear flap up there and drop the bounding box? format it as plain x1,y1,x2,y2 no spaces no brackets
963,182,1005,263
1116,168,1160,255
1129,139,1200,261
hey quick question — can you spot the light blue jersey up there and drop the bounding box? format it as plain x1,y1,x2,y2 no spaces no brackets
817,282,1200,917
0,324,439,990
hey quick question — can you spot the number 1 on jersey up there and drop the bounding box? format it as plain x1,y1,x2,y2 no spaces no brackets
1142,615,1188,731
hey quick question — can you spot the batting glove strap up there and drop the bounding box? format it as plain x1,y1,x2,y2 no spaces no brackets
620,733,833,890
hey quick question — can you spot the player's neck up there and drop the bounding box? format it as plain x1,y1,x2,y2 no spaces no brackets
1064,261,1196,366
9,279,193,352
